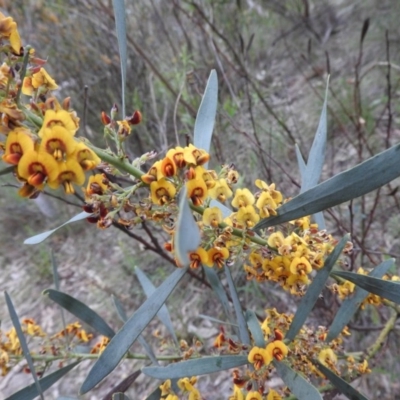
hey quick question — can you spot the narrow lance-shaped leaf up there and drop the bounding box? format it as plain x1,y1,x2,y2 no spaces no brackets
285,234,349,341
331,271,400,305
51,251,67,341
5,361,80,400
273,360,322,400
24,211,92,245
112,0,127,118
203,266,232,321
327,258,394,341
295,143,325,229
142,355,248,380
224,263,250,345
245,310,265,347
193,70,218,166
43,289,115,338
174,188,201,267
80,266,188,394
254,142,400,231
295,143,306,179
313,360,369,400
111,295,159,365
301,77,329,193
5,292,44,400
135,266,178,345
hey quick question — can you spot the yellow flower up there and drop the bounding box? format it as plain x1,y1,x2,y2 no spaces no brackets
161,156,177,177
160,379,172,396
318,348,337,367
203,207,223,227
188,388,201,400
231,188,255,208
337,280,355,300
188,247,209,269
266,340,288,362
167,146,196,168
142,160,162,184
229,385,244,400
18,149,59,189
39,108,79,137
248,346,272,369
2,128,35,165
186,177,208,206
72,142,101,170
185,144,210,166
206,247,229,268
177,377,197,392
0,12,22,54
256,191,278,218
22,68,58,95
289,256,312,276
195,166,216,189
85,174,109,197
40,126,77,161
150,178,176,205
47,158,86,194
255,180,283,204
90,336,110,354
267,389,282,400
246,392,262,400
116,120,131,139
208,178,233,202
236,205,260,228
22,319,45,337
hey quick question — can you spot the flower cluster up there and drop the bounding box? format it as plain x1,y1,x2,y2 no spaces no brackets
0,19,102,198
160,377,201,400
0,319,98,376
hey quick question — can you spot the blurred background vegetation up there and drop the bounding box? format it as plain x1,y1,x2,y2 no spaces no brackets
1,0,400,398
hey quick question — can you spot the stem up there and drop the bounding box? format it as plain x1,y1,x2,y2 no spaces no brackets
10,351,182,363
89,144,144,180
366,309,398,359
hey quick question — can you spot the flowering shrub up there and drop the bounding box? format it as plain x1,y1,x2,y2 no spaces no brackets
1,7,400,400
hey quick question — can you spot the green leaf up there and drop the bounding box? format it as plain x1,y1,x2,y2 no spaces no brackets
273,360,322,400
285,234,350,341
112,394,131,400
5,361,80,400
301,77,329,193
331,270,400,304
203,266,232,321
5,292,44,400
112,0,127,118
254,141,400,231
135,267,178,345
0,165,15,176
295,143,325,229
245,310,265,347
43,289,115,338
174,188,201,267
142,355,248,379
103,371,140,400
80,266,188,394
327,258,394,341
313,360,369,400
24,211,92,245
224,264,250,345
193,69,218,162
145,387,162,400
295,143,306,178
51,251,67,338
111,295,159,365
